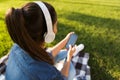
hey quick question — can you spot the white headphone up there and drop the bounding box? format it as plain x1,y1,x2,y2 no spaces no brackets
34,1,55,43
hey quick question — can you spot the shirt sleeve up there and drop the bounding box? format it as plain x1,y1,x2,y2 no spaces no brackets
49,67,68,80
52,74,68,80
46,48,68,80
62,75,68,80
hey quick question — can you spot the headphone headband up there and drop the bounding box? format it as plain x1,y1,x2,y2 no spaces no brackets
34,1,55,43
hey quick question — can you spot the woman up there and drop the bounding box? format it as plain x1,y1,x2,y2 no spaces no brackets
5,1,76,80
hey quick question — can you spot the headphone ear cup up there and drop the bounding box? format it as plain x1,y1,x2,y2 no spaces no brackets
35,2,55,43
44,32,55,43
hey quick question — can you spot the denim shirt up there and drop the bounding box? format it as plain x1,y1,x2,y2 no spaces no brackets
5,44,67,80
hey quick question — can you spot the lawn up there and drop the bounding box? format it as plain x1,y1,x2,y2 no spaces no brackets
0,0,120,80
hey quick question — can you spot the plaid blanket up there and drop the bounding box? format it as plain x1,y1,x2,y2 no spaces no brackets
72,51,91,80
0,55,8,80
0,55,8,74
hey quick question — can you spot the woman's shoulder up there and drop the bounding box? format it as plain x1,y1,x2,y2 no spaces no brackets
7,44,66,80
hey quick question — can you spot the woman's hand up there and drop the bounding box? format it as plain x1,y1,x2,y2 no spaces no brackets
64,32,74,42
61,45,76,77
67,45,76,61
50,32,75,58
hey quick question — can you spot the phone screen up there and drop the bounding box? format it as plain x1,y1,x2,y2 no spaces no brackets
66,33,78,49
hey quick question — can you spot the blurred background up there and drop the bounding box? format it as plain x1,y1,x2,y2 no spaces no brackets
0,0,120,80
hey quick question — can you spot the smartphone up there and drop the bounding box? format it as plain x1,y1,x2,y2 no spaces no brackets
66,33,78,49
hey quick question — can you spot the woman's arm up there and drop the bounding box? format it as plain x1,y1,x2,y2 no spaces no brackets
50,32,74,57
61,45,76,77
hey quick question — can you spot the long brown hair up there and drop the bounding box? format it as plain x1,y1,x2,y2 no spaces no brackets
5,2,57,65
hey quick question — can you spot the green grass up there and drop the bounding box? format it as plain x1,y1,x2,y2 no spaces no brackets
0,0,120,80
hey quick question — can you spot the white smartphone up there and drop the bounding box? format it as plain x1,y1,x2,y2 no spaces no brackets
66,33,78,49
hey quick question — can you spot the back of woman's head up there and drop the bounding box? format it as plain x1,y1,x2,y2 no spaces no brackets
5,2,57,65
